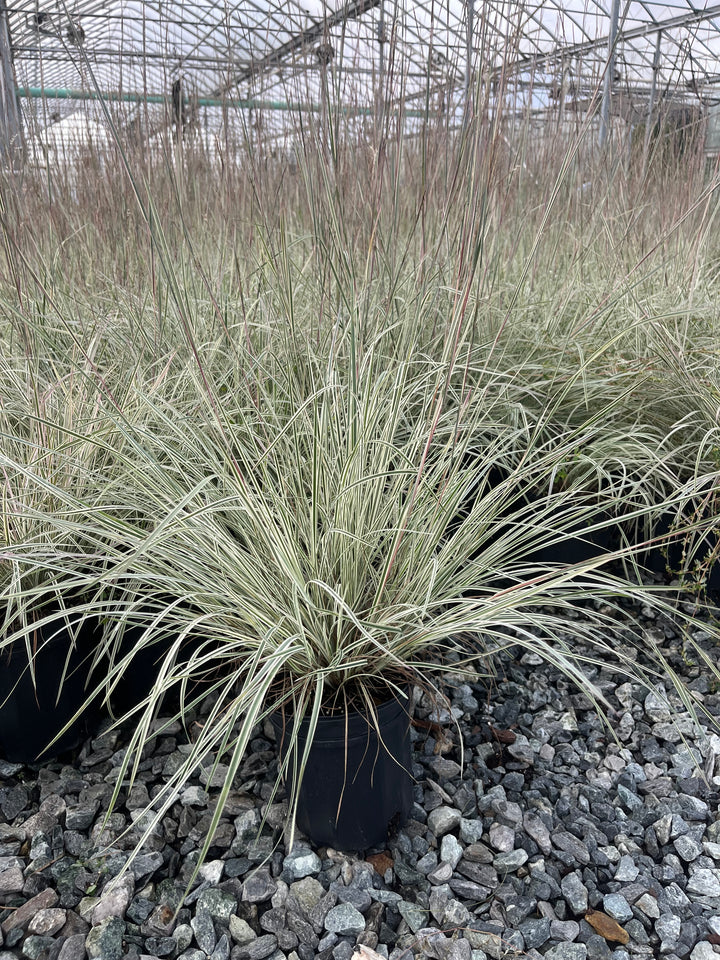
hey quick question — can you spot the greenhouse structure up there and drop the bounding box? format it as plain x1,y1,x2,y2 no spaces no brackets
3,1,720,160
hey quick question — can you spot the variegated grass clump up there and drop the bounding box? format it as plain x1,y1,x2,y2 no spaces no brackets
58,311,717,871
0,112,719,881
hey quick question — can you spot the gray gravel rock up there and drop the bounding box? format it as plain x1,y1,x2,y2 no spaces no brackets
602,894,633,923
242,871,277,904
523,814,552,855
229,916,257,946
22,935,57,959
635,893,661,919
85,916,125,960
488,823,514,852
561,873,589,914
27,907,67,936
550,920,580,942
519,917,551,949
324,904,366,937
191,908,216,953
173,923,194,951
675,836,703,861
235,934,278,959
459,819,484,844
3,602,719,960
614,856,639,881
92,875,135,924
283,848,322,880
57,933,87,960
0,864,24,893
493,848,528,871
289,877,325,914
656,914,682,952
440,834,463,869
690,944,720,960
544,944,587,959
197,888,237,923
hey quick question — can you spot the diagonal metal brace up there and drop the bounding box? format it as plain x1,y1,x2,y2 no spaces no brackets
210,0,380,97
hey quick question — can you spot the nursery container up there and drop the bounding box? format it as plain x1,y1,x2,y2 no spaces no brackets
103,598,202,717
271,689,413,850
528,517,613,567
631,510,720,599
0,613,99,762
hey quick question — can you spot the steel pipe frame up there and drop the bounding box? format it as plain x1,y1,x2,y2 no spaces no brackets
16,83,430,117
598,0,621,148
0,0,23,165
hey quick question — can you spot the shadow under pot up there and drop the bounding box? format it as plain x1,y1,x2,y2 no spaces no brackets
0,612,99,763
271,689,414,851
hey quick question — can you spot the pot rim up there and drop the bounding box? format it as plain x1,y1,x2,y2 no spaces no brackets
270,683,412,746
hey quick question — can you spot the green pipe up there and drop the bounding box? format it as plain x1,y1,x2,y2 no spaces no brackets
16,86,430,118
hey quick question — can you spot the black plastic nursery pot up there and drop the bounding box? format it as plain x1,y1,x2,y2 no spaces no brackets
629,510,720,600
271,689,414,851
103,597,203,718
0,613,99,763
520,506,614,568
106,625,178,718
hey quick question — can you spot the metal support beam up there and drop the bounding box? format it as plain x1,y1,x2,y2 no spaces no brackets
0,0,23,168
598,0,621,148
402,0,720,110
210,0,380,98
376,0,385,126
16,85,430,118
642,30,662,173
524,3,720,79
464,0,474,123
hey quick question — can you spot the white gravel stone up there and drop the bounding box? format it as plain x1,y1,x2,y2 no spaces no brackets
427,806,462,837
703,842,720,861
440,834,463,870
614,856,639,881
634,894,660,919
488,823,515,852
655,815,673,846
689,943,720,960
229,916,257,946
644,689,672,723
199,860,225,884
459,819,484,844
27,908,67,937
92,876,135,925
674,835,702,861
687,869,720,897
180,786,209,807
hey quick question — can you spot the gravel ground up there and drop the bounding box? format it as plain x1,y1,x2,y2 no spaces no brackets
1,594,719,960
